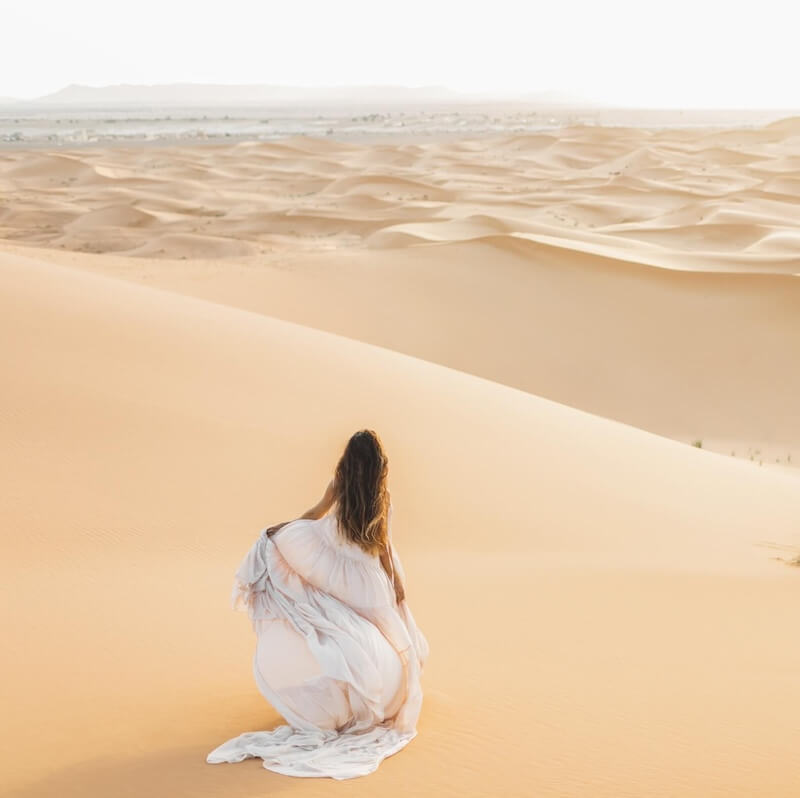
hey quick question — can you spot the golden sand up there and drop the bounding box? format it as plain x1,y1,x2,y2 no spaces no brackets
2,121,799,796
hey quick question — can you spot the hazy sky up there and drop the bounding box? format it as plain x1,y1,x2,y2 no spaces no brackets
3,0,798,108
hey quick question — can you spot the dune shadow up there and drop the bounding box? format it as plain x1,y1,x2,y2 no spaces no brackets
5,742,304,798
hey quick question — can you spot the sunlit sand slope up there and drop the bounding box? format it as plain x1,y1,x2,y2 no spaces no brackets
1,250,799,797
3,121,797,467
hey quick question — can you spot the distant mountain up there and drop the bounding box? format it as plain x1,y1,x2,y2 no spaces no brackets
30,83,476,106
21,83,591,107
517,90,600,106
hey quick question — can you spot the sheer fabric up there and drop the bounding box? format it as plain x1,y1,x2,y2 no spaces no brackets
206,502,430,779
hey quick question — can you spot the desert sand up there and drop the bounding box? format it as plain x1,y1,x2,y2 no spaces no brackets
1,117,800,797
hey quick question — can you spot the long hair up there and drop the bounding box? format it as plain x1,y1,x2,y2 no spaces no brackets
332,429,390,556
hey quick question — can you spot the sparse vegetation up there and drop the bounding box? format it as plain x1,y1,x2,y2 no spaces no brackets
691,439,703,448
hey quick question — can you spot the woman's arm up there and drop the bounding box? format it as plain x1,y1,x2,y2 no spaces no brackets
266,478,336,536
300,477,336,520
380,493,404,602
379,541,405,604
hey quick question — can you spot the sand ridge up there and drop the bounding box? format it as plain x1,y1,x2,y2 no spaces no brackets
2,120,800,796
2,121,800,270
2,121,799,471
2,247,800,797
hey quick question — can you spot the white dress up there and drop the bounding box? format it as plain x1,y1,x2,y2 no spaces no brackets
206,502,430,779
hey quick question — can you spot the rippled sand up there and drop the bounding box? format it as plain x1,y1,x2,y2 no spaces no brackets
2,119,800,797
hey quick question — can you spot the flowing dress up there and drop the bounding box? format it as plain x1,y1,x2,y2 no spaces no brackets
206,502,430,779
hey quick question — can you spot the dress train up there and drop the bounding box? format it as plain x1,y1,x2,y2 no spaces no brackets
206,504,429,779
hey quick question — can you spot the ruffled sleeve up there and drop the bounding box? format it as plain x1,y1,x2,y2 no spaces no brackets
230,527,270,613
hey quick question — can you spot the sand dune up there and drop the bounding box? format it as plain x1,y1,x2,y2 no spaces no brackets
2,119,800,796
3,122,800,270
3,120,798,471
2,248,799,798
12,220,795,470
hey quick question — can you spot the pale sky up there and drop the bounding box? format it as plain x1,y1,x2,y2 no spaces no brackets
2,0,798,108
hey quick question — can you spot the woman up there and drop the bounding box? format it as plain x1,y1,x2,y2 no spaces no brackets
206,429,430,779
